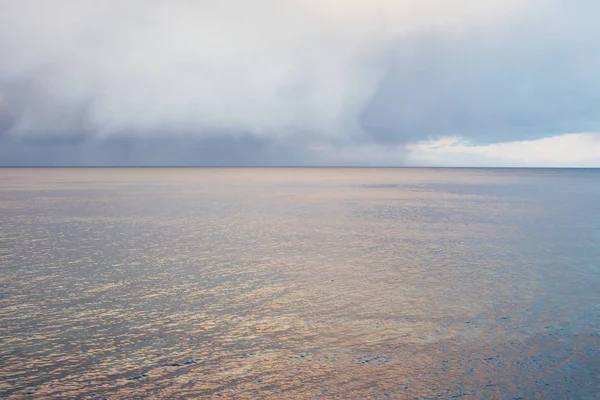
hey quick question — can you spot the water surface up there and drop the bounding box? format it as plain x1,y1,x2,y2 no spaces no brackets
1,168,599,399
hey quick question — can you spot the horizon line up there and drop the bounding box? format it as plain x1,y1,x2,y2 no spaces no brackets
1,166,598,169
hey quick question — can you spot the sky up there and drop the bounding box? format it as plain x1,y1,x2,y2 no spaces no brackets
0,0,599,167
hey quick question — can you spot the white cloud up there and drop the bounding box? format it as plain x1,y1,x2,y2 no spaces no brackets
405,133,600,167
0,0,532,141
307,133,600,167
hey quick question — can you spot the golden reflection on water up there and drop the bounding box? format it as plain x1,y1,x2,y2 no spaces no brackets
1,168,598,399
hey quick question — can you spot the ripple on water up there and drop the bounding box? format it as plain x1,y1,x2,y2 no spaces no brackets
1,168,599,399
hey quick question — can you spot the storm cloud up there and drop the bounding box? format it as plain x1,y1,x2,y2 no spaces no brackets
0,0,598,166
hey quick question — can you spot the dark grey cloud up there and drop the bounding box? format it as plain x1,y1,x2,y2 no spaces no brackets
0,1,598,166
0,135,323,167
362,3,600,144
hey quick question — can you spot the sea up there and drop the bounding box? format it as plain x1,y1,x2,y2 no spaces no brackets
1,168,599,399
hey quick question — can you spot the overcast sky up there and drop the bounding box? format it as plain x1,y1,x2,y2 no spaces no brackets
0,0,599,166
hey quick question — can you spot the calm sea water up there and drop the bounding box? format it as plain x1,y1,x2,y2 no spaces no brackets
1,168,599,399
